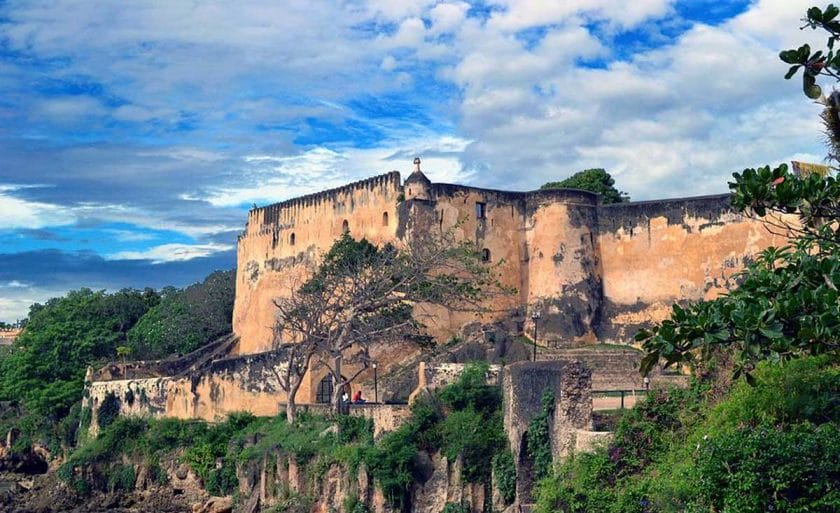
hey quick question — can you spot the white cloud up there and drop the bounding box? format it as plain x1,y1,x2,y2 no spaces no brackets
429,2,469,34
0,281,28,288
201,136,472,208
0,187,75,229
109,242,234,264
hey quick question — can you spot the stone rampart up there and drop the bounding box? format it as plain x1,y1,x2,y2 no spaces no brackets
596,194,788,342
233,165,783,355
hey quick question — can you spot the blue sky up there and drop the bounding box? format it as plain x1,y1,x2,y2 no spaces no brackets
0,0,830,321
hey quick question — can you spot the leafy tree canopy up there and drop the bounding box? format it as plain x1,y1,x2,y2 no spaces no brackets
540,168,629,204
127,269,235,359
0,288,158,422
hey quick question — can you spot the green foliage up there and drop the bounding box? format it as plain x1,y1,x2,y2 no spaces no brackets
205,459,238,496
540,169,629,204
534,357,840,513
343,492,369,513
779,4,840,99
492,449,516,505
688,422,840,512
107,464,136,492
97,392,121,430
127,270,234,359
527,389,555,482
0,288,155,422
441,502,470,513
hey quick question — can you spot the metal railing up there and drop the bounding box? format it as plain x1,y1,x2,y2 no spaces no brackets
591,389,650,409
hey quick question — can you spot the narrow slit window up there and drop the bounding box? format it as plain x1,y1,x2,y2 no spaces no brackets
342,219,349,233
481,248,491,262
476,202,487,220
382,212,389,226
290,233,296,246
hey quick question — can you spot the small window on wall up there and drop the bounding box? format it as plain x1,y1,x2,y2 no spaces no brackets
382,212,389,226
290,233,296,246
476,202,487,220
481,248,491,262
342,219,349,233
316,376,333,404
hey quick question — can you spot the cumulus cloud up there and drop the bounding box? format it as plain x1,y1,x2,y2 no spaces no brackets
0,0,832,317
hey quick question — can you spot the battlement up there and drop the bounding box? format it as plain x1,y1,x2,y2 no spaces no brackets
243,171,402,238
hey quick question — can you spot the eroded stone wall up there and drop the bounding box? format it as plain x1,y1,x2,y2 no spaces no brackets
234,172,403,353
596,194,788,342
501,360,592,504
234,168,783,358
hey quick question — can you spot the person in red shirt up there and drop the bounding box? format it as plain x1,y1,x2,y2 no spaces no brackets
352,390,365,403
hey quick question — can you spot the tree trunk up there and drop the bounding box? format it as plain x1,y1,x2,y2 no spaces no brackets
286,398,297,424
332,354,344,415
286,369,305,424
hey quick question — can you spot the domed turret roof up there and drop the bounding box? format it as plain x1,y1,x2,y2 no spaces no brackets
405,157,431,185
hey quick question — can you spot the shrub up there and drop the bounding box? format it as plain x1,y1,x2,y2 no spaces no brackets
442,502,469,513
492,449,516,505
527,389,555,482
107,464,136,492
97,392,121,430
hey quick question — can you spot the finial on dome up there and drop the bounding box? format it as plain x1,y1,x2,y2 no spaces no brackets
413,157,421,172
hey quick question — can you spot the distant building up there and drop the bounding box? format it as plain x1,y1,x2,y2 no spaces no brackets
0,328,21,346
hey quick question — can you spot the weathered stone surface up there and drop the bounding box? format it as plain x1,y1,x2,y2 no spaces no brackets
502,361,592,504
233,170,783,354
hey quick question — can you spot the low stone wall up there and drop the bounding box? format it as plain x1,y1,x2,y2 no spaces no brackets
84,375,410,439
422,362,501,389
573,430,612,453
347,404,412,438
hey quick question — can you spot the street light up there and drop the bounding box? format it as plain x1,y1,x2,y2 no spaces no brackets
372,362,378,404
531,309,541,361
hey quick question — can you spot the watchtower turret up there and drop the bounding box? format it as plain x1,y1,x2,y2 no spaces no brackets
404,157,432,200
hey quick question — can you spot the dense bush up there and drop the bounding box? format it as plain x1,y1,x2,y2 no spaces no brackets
0,288,157,433
534,357,840,513
492,449,516,505
97,392,121,430
365,362,509,509
527,389,555,482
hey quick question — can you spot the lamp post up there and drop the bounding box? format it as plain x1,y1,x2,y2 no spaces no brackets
531,309,541,361
372,362,378,404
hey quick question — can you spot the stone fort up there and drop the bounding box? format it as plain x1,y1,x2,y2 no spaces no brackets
86,159,785,425
234,158,783,353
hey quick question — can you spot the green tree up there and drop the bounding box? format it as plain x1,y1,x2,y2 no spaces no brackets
127,269,234,359
540,168,629,204
274,229,511,420
0,288,153,424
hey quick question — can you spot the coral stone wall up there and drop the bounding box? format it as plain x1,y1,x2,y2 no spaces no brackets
233,173,402,354
234,169,786,357
596,194,789,342
524,190,601,346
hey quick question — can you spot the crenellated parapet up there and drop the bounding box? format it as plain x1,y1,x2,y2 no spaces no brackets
242,171,402,238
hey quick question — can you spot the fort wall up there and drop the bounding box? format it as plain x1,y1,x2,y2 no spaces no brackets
233,166,787,354
595,194,788,342
233,172,402,353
